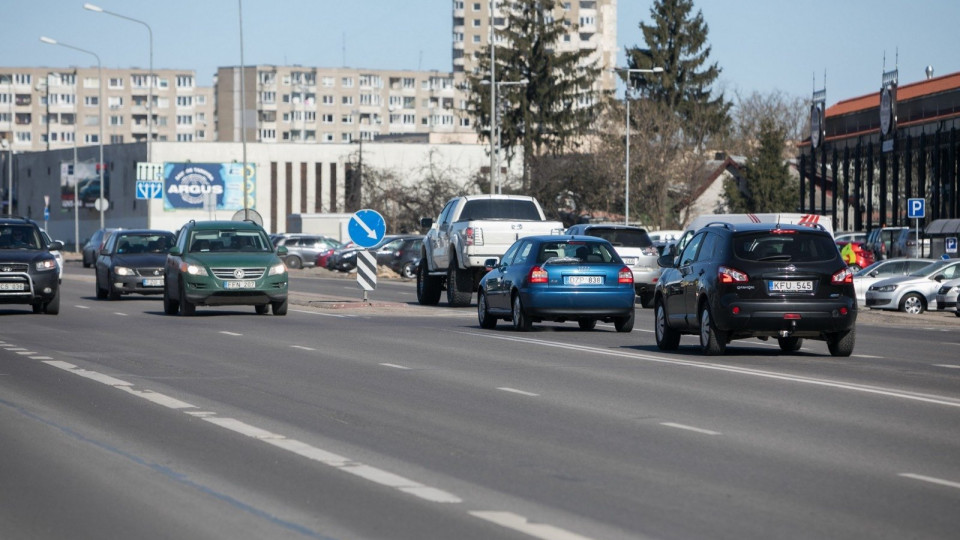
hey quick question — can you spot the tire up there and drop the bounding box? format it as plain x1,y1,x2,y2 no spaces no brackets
32,303,43,314
179,283,196,316
477,291,498,329
954,310,960,318
401,262,417,279
639,292,654,309
827,327,856,357
285,255,302,270
255,304,269,315
655,300,681,350
95,275,108,299
446,261,473,307
107,274,121,301
578,319,597,331
416,259,442,305
777,337,803,352
272,298,288,316
511,293,532,331
899,293,925,314
163,281,180,315
699,305,726,355
614,309,635,333
43,288,60,315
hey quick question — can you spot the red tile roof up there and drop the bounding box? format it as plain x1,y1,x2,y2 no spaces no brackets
825,71,960,118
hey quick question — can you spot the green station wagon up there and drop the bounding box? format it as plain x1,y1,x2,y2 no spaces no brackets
163,220,289,316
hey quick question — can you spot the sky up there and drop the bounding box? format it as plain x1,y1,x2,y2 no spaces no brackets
3,0,959,108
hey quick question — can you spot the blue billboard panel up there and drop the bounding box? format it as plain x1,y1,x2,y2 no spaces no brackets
163,163,256,210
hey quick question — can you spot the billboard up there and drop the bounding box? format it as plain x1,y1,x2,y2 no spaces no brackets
163,162,256,211
60,161,110,209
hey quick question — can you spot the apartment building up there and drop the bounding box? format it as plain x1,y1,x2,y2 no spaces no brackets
453,0,618,93
0,67,215,154
215,65,478,145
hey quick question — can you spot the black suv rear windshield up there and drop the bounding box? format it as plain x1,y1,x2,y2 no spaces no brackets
456,200,542,222
585,227,653,248
733,231,838,263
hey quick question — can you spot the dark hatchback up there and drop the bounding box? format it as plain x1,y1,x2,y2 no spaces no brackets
95,229,176,299
654,223,857,356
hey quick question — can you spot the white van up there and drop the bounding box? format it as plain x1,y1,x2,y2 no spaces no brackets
674,213,834,254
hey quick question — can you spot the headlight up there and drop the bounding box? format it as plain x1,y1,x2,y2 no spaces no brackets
35,259,57,272
268,262,287,276
871,284,898,292
180,261,208,276
114,266,135,276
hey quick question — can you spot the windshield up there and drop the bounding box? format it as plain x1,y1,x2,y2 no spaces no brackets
734,231,838,262
0,225,42,250
456,199,542,222
189,229,272,253
584,227,653,248
855,260,885,276
115,232,176,254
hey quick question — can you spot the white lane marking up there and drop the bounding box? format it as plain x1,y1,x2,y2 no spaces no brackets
380,363,411,370
44,360,133,387
934,364,960,369
29,356,53,360
900,473,960,490
74,305,90,309
498,387,539,397
3,347,26,351
661,422,721,436
292,309,353,318
854,354,883,359
113,312,128,317
204,417,285,439
634,328,654,333
116,387,197,409
220,331,243,336
470,511,594,540
16,351,37,355
458,331,960,409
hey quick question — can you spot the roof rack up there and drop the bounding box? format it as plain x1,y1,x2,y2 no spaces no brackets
702,221,734,230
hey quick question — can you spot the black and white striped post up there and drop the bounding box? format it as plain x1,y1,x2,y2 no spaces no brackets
356,250,377,302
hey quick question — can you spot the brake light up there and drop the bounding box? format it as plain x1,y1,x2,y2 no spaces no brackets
770,229,797,234
528,265,548,284
832,268,854,284
618,266,633,284
464,227,484,246
718,265,748,283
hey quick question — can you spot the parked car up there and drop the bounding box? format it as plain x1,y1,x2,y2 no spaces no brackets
865,259,960,314
39,228,64,282
384,236,424,279
81,227,120,268
374,235,421,266
565,223,659,307
273,234,342,269
836,240,875,272
163,220,289,316
330,235,403,273
834,231,867,244
934,277,960,315
891,227,930,258
0,216,62,314
94,229,176,300
852,258,935,305
864,226,908,260
477,235,636,332
654,223,857,356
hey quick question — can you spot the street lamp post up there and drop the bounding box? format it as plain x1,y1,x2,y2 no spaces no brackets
481,78,528,195
488,0,497,195
41,36,105,230
83,3,153,163
614,66,663,225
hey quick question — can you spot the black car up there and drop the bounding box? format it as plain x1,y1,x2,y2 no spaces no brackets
386,236,424,279
82,227,120,268
0,216,62,314
95,229,176,300
654,223,857,356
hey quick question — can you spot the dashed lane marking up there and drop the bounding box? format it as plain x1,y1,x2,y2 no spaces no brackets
661,422,721,436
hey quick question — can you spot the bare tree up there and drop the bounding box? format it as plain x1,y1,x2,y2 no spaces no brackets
723,90,807,157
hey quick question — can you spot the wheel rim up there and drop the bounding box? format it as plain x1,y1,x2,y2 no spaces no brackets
656,305,666,341
479,293,487,323
512,296,520,327
903,296,922,314
700,309,710,347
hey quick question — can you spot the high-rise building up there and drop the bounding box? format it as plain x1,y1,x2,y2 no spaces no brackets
0,67,214,154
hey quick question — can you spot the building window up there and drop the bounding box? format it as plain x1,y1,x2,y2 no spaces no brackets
108,96,123,109
108,78,124,89
84,134,98,144
83,77,99,89
13,73,32,85
196,95,206,105
322,95,334,105
341,77,354,88
84,96,99,107
177,133,193,142
341,95,353,106
259,129,276,141
176,96,193,108
109,115,123,126
131,74,150,88
157,97,170,109
321,114,334,124
322,76,335,87
258,71,276,85
176,115,193,125
176,75,194,88
110,134,124,144
196,130,205,140
260,91,276,104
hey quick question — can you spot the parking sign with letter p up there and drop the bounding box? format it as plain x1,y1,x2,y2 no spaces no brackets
907,198,925,219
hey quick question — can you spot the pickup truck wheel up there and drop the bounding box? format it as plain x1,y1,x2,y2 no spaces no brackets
416,259,442,305
446,262,473,307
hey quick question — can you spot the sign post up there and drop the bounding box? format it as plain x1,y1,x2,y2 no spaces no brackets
347,209,387,302
907,198,925,257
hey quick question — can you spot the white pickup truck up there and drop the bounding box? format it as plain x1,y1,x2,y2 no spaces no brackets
417,195,564,306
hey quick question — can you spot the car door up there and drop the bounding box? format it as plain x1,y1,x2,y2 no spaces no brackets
670,231,704,329
95,231,119,285
486,241,523,310
685,232,719,326
429,200,456,270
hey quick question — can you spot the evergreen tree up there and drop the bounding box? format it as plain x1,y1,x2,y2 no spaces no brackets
724,118,797,212
626,0,730,147
467,0,605,193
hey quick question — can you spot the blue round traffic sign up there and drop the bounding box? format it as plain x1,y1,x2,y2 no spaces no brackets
348,209,386,248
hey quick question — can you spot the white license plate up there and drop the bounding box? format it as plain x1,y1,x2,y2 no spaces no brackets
224,280,256,289
621,257,638,265
769,280,813,292
0,283,25,291
142,278,163,287
565,275,603,285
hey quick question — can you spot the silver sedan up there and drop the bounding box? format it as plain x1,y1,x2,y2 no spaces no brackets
934,277,960,315
865,259,960,314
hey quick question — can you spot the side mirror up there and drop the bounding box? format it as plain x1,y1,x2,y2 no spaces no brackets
277,245,288,256
484,258,500,272
419,217,434,228
657,254,675,268
934,274,945,282
168,246,182,256
868,270,879,277
47,240,64,251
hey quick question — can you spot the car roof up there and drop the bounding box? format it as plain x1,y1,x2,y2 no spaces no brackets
702,222,832,235
570,223,648,232
189,220,264,230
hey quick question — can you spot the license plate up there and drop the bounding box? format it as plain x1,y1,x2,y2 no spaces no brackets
769,280,813,292
0,283,25,291
565,275,603,285
142,278,163,287
621,257,638,265
224,280,256,289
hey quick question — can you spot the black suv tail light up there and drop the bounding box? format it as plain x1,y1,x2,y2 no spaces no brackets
831,268,854,284
718,265,748,283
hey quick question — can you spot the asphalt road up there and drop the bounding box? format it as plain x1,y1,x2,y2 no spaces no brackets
1,261,959,540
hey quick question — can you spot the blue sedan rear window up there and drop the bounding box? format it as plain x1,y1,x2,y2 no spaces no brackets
536,241,620,264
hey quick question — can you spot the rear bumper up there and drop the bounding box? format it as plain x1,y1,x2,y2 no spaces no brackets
520,288,635,318
112,275,165,295
714,296,857,336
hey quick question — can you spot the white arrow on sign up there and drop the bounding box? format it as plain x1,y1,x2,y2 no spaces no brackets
352,214,378,239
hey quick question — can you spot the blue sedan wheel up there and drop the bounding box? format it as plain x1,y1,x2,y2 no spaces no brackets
512,294,532,331
477,291,498,329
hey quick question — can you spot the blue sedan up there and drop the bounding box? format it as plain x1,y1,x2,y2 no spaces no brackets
477,235,636,332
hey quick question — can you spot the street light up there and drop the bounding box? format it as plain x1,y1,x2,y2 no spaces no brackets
83,3,153,162
480,78,528,194
613,66,663,225
41,36,105,230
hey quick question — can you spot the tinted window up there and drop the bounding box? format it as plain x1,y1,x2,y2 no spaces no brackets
734,231,838,262
115,232,175,254
0,225,42,249
189,229,271,252
679,232,704,266
456,199,542,222
905,260,933,272
697,233,720,262
499,241,522,266
537,240,620,264
584,227,653,248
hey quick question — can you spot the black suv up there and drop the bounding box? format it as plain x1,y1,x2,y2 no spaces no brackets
654,223,856,356
0,216,63,314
